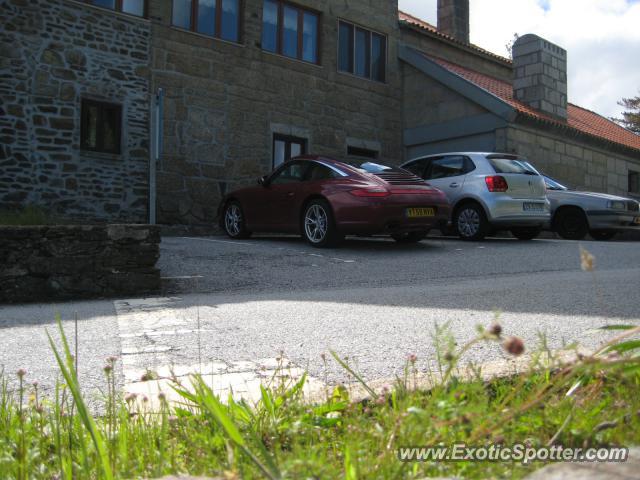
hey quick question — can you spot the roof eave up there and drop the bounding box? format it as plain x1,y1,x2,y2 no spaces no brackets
398,21,512,68
399,45,517,123
514,112,640,159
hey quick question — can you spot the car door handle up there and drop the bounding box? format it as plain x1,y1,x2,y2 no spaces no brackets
449,182,459,188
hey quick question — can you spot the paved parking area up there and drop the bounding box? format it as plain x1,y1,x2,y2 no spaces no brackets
2,234,639,404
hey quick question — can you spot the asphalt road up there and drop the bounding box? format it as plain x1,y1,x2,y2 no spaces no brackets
2,234,639,402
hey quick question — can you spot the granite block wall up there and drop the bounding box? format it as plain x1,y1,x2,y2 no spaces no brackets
0,0,151,222
0,224,160,303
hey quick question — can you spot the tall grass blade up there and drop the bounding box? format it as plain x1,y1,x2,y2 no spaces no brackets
47,317,113,480
330,350,378,400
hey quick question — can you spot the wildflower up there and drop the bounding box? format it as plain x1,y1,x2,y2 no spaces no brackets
489,322,502,337
158,392,167,402
320,353,326,362
407,353,418,364
142,395,149,403
125,393,137,403
375,396,386,406
443,351,455,362
16,368,27,378
580,246,595,272
31,381,39,388
503,337,525,356
107,356,118,364
103,364,113,374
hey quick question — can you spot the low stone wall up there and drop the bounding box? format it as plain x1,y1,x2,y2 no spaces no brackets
0,225,160,303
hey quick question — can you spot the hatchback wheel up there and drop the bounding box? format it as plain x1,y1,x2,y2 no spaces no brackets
510,227,541,241
223,201,251,239
302,200,343,248
555,208,588,240
391,231,428,243
454,203,488,241
589,230,616,241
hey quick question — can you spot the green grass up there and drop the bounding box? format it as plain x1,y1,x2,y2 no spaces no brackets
1,320,639,479
0,205,58,226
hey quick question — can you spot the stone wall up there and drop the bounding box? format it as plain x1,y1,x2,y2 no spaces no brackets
0,0,151,222
0,225,160,303
148,0,404,225
402,63,486,131
400,24,512,82
497,125,640,196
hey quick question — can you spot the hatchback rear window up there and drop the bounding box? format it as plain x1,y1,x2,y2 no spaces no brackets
489,158,539,175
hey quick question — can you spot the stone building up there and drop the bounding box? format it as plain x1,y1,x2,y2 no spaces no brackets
1,0,638,226
1,0,151,222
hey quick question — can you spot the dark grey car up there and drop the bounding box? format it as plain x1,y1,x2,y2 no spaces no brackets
543,176,640,240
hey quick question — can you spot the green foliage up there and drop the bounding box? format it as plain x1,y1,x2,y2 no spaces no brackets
613,92,640,134
0,205,57,226
0,322,639,479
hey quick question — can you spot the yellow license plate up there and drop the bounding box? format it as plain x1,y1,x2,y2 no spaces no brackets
406,207,435,218
634,217,640,225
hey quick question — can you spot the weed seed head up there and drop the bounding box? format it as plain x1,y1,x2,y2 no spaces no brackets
503,337,525,356
408,353,418,364
489,323,502,337
16,368,27,379
580,246,595,272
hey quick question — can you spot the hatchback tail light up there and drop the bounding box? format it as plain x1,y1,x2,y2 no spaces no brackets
349,188,391,197
485,175,508,192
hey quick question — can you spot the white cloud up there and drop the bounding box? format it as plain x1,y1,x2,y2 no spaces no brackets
398,0,640,118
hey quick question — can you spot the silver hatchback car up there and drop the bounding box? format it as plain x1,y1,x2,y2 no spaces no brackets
401,153,550,240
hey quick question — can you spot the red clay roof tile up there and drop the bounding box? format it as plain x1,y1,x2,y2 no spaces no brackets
426,55,640,153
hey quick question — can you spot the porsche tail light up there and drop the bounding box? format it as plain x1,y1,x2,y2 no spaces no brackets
349,188,391,197
485,175,508,192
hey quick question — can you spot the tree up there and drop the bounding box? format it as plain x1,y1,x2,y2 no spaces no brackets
613,93,640,134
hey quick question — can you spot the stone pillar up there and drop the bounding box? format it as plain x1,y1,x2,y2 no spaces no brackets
437,0,470,44
513,34,568,120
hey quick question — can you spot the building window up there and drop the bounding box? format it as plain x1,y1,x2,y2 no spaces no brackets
84,0,146,17
273,134,307,168
338,21,386,82
171,0,241,42
347,146,378,160
80,99,122,154
629,170,640,194
261,0,320,64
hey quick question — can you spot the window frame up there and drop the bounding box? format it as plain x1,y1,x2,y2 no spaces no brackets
272,133,308,169
337,19,387,83
421,155,475,180
171,0,243,43
82,0,148,18
629,170,640,195
80,99,123,155
347,145,378,160
261,0,321,65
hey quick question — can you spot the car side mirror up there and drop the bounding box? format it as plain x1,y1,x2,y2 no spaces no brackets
258,175,269,187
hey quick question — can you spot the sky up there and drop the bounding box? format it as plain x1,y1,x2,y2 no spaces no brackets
398,0,640,119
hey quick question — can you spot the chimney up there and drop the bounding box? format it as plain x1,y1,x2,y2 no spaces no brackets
437,0,470,44
512,34,568,120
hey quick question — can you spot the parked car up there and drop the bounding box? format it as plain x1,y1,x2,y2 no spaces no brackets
401,153,550,240
218,156,451,247
542,175,640,240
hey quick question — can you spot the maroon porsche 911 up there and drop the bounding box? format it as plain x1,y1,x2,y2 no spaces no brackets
218,156,450,248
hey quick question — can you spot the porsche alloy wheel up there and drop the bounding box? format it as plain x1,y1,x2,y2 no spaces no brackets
223,201,251,239
302,200,343,248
